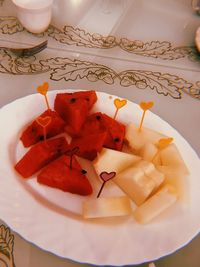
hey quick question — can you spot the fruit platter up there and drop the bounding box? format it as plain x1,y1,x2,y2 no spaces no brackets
0,85,199,266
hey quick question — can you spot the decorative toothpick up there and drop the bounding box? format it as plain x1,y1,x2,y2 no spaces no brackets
97,171,116,198
138,101,154,132
113,98,127,120
36,116,52,144
152,137,174,162
157,137,174,150
65,147,79,169
37,82,50,110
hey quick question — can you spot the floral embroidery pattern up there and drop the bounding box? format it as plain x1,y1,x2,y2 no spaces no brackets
0,16,199,61
0,16,24,34
48,25,199,61
0,49,199,100
0,224,15,267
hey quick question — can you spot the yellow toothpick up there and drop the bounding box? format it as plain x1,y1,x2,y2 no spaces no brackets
113,98,127,120
37,82,50,110
138,101,154,131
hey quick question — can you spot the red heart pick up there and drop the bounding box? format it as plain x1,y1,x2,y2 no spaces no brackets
65,147,79,156
36,116,52,128
100,171,116,182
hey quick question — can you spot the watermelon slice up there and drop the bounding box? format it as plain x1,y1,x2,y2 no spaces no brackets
76,112,125,151
15,137,69,178
54,91,97,135
69,132,107,161
102,114,125,151
80,112,106,136
37,155,93,196
68,90,97,109
20,109,66,147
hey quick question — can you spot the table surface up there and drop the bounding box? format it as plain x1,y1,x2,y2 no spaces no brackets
0,0,199,267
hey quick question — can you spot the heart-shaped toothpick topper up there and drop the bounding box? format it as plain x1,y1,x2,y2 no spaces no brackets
140,101,154,111
157,137,174,150
113,98,127,120
138,101,154,131
114,99,127,109
37,82,50,110
36,116,52,128
36,116,52,145
97,171,116,198
37,82,49,95
100,171,116,182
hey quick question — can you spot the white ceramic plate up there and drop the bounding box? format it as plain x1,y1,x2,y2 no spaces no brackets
0,90,199,266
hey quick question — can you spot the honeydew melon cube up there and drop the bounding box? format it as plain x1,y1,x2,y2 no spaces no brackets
160,144,189,175
113,166,155,205
148,169,165,193
133,184,177,224
93,148,141,176
140,142,158,160
156,165,189,203
125,124,166,151
82,196,132,218
122,142,135,154
140,142,161,165
152,154,162,166
134,160,155,175
149,168,164,185
135,160,165,192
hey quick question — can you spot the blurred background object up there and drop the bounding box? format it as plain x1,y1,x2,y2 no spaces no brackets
192,0,200,14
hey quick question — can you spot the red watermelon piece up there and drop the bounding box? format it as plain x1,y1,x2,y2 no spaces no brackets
54,91,97,136
76,112,125,151
15,137,69,178
102,113,125,151
69,90,97,109
20,109,66,148
69,132,107,161
80,112,106,137
37,155,93,196
55,95,88,135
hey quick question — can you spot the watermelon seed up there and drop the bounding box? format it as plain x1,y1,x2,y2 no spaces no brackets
31,127,37,133
81,169,87,174
86,98,90,101
39,135,44,141
70,98,76,103
96,115,101,120
114,137,120,142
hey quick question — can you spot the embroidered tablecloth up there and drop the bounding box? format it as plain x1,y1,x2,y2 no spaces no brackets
0,0,199,266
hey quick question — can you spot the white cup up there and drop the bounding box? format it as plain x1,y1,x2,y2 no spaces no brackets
12,0,54,33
